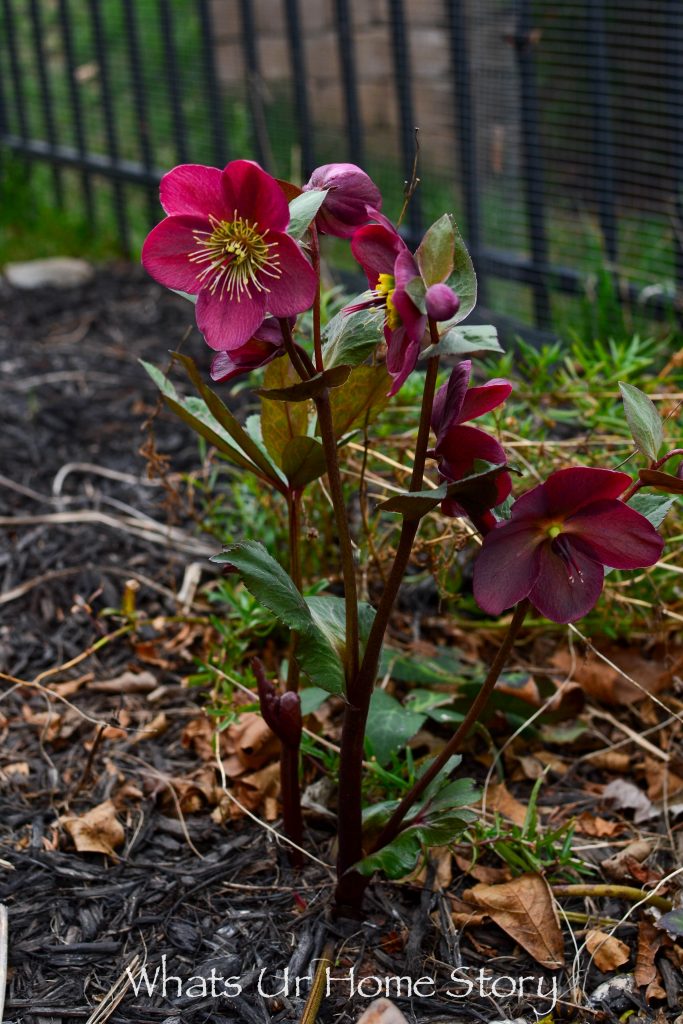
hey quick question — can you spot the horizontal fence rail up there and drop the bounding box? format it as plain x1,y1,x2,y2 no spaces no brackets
0,0,681,334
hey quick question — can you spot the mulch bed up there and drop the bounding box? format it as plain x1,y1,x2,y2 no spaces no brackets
1,267,681,1024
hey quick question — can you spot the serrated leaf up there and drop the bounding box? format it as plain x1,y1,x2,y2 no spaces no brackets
356,830,423,879
421,324,502,360
628,492,678,526
438,219,477,327
377,463,508,519
619,381,663,460
257,364,351,401
416,213,455,287
329,364,391,437
365,689,426,765
260,359,310,466
281,436,326,489
287,188,328,240
322,304,384,369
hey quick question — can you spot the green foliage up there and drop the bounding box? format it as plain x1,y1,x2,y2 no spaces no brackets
618,380,664,460
287,189,327,240
365,689,426,765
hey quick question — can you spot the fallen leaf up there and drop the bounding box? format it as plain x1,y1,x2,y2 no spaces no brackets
643,759,683,802
602,779,657,823
62,800,125,856
486,782,527,827
552,647,668,705
586,929,630,971
575,813,626,838
356,998,409,1024
222,713,279,776
234,761,280,817
585,751,632,773
453,854,511,885
448,894,488,929
635,919,662,988
464,873,565,968
602,839,655,881
88,670,157,694
182,716,215,761
129,711,168,746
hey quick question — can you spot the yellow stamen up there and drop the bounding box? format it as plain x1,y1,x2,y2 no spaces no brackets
375,273,401,330
188,213,280,301
548,524,562,539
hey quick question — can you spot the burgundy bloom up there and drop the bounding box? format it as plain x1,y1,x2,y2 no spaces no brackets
432,361,513,518
425,282,460,322
303,162,382,238
346,222,426,395
142,160,317,352
473,467,664,624
209,317,292,384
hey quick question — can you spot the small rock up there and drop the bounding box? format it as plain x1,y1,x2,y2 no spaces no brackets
4,257,94,289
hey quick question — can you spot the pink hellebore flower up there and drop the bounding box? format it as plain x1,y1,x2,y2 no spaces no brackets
473,467,664,624
432,360,513,518
303,162,382,238
209,317,294,384
347,221,426,396
142,160,317,352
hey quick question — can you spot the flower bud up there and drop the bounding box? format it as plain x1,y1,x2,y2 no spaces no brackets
303,163,382,238
425,283,460,322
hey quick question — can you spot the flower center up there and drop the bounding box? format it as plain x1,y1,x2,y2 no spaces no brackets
375,272,401,330
189,214,281,300
547,524,562,539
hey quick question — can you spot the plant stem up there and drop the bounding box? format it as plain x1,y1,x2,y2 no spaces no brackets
622,447,683,502
310,225,323,372
334,334,441,914
279,317,315,380
370,599,529,855
283,488,303,864
551,883,672,913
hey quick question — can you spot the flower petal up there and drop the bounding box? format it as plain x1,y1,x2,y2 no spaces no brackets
566,499,664,569
385,326,420,396
351,224,406,286
436,424,508,482
195,286,267,351
459,378,512,424
221,159,290,232
263,233,318,317
528,538,605,623
159,164,229,219
432,361,471,442
543,467,632,517
392,281,426,344
210,338,282,383
473,522,544,615
141,215,208,293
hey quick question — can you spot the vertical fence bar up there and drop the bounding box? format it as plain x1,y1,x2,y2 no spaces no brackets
666,0,683,309
28,0,64,204
58,0,95,224
158,0,189,164
198,0,230,167
514,0,551,328
87,0,130,254
586,0,617,263
334,0,363,165
239,0,270,168
283,0,315,177
121,0,157,224
387,0,422,241
446,0,485,306
1,0,29,142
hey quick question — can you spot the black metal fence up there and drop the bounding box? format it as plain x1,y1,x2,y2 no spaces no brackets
1,0,682,334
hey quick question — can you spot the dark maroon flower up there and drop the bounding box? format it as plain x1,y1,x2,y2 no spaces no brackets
253,658,302,748
425,283,460,322
303,162,382,238
432,361,513,518
142,160,317,352
209,317,292,383
346,222,426,395
473,467,664,624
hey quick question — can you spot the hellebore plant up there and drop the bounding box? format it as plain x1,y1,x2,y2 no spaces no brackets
141,158,674,917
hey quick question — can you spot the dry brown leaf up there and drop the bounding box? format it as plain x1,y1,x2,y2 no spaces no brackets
586,929,630,972
552,647,668,705
635,919,662,988
448,895,488,929
62,800,125,856
222,713,279,776
574,813,626,838
644,759,683,802
234,761,280,817
88,670,157,694
182,716,215,761
356,1000,409,1024
453,854,511,885
602,840,654,881
129,711,168,746
486,782,527,827
464,873,564,968
585,751,632,773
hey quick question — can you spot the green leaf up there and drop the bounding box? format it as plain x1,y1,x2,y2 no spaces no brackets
170,352,283,484
257,364,351,402
657,909,683,937
376,463,509,519
299,686,329,716
440,218,477,326
421,324,503,360
329,364,391,437
281,436,327,489
365,689,426,765
416,213,455,287
619,381,663,460
322,304,384,369
260,359,311,466
405,276,427,314
628,492,678,527
376,485,447,519
287,188,328,240
355,830,423,879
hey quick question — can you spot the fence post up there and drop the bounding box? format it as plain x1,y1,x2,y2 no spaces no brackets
388,0,422,242
586,0,617,264
198,0,230,168
514,0,551,328
447,0,486,308
158,0,189,164
120,0,157,225
238,0,271,169
283,0,315,178
1,0,29,145
58,0,95,225
334,0,364,166
29,0,64,206
666,0,683,314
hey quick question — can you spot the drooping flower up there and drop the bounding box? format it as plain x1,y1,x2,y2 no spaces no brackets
346,221,426,395
302,162,382,238
431,360,513,518
473,467,664,623
142,160,317,352
209,317,293,384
